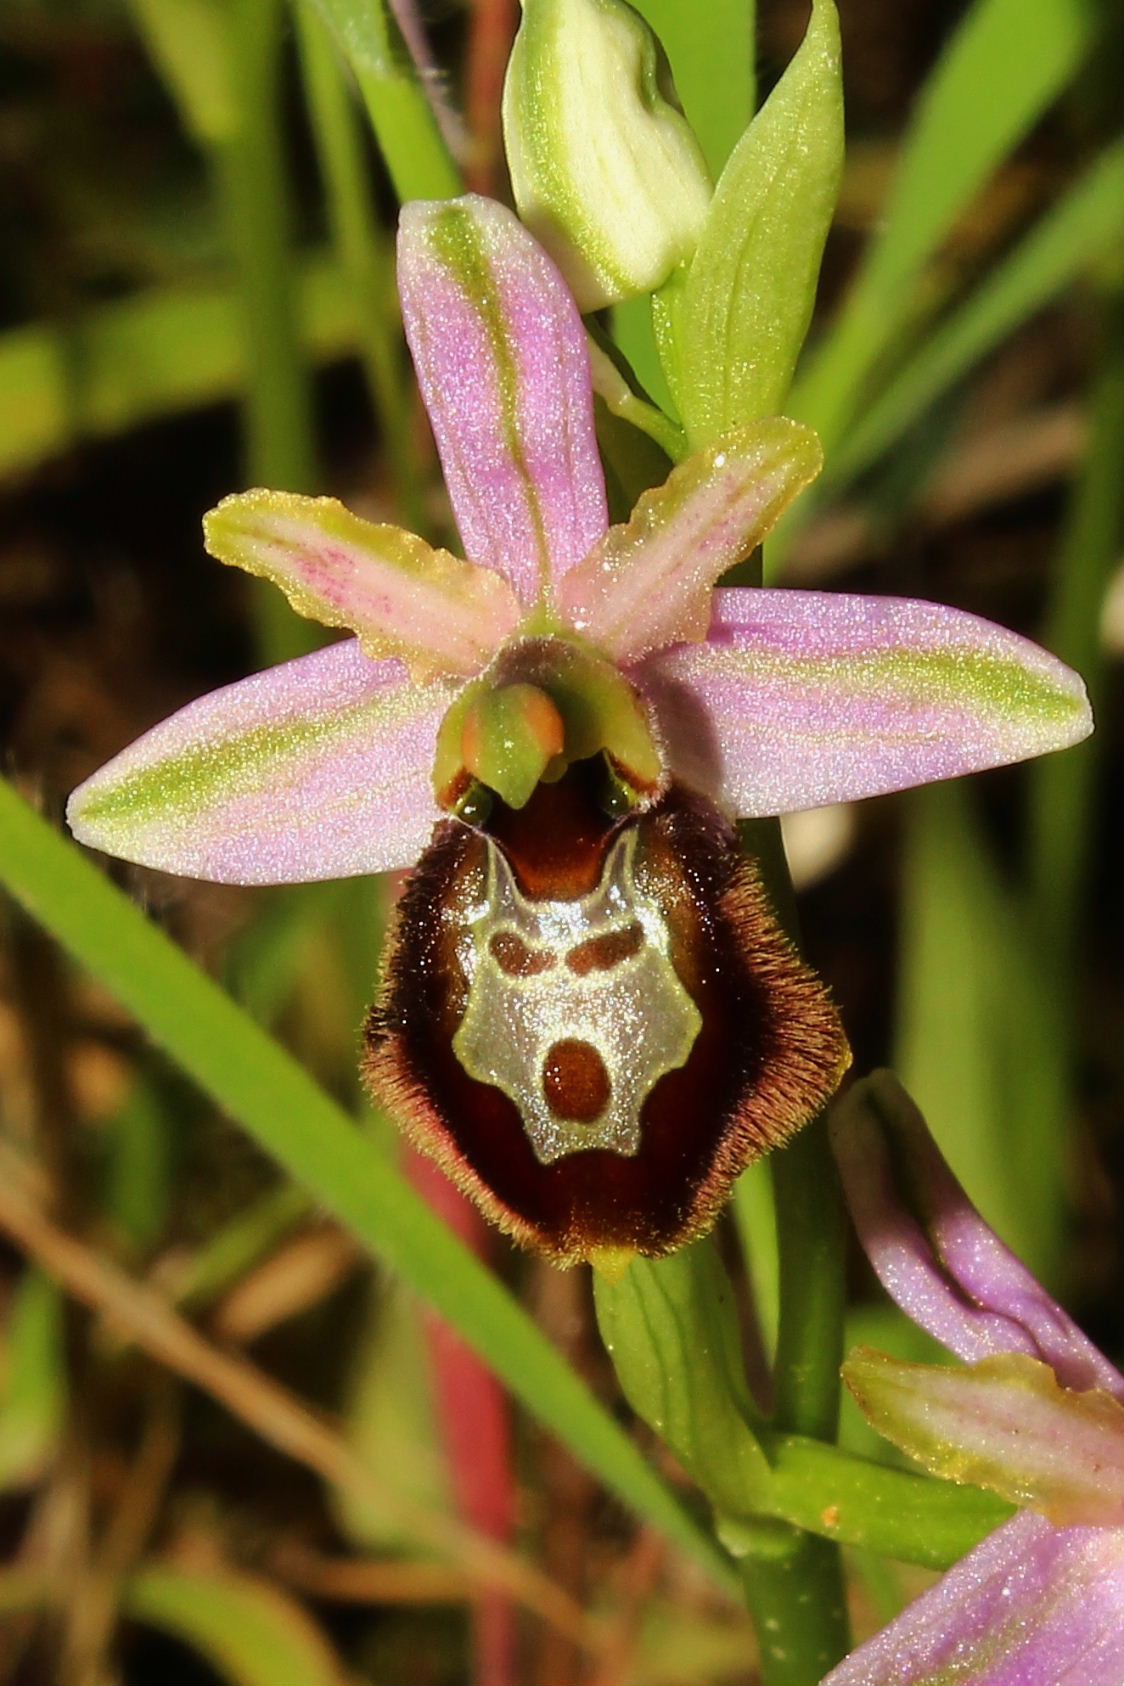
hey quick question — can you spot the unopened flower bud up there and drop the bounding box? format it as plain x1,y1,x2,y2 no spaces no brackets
502,0,712,310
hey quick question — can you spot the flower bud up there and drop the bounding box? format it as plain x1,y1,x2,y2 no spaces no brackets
502,0,712,310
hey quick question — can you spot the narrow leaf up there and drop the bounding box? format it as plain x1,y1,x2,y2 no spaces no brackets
792,0,1099,452
307,0,461,200
672,0,843,444
124,1564,348,1686
824,143,1124,489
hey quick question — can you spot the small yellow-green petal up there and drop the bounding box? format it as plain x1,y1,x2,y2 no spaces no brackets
844,1347,1124,1529
562,418,822,661
204,490,519,678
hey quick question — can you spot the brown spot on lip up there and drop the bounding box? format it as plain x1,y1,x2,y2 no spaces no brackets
489,930,555,977
566,921,644,976
542,1039,611,1124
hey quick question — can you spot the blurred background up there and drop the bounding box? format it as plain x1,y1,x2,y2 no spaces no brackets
1,0,1121,1681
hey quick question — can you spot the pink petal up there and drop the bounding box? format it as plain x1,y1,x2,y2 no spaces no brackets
559,419,821,662
67,640,453,884
821,1512,1124,1686
843,1348,1124,1529
204,490,519,676
398,196,607,608
636,589,1092,815
830,1073,1124,1401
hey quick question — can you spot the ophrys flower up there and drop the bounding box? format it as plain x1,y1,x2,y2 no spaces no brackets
68,197,1091,1267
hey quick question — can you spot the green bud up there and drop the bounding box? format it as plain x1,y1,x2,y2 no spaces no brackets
502,0,712,311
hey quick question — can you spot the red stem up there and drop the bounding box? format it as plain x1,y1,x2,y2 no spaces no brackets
405,1148,519,1686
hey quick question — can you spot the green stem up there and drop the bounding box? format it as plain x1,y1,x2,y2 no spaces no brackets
294,0,425,528
738,818,850,1672
215,0,321,664
220,0,318,494
770,1118,846,1440
739,1532,847,1686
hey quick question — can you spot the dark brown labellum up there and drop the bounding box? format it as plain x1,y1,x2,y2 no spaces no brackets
363,761,849,1265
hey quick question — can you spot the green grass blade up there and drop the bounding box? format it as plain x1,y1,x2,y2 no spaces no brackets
124,0,237,147
307,0,461,201
294,0,424,525
0,779,732,1589
1030,311,1123,956
895,782,1069,1282
216,0,319,500
822,143,1124,490
0,258,358,479
0,1271,66,1491
123,1565,349,1686
792,0,1099,451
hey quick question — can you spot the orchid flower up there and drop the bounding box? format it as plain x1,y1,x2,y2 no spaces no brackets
67,196,1091,1268
827,1072,1123,1686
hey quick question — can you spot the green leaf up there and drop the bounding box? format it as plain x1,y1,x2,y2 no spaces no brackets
895,782,1069,1282
0,258,360,480
669,0,843,446
123,1564,348,1686
0,778,732,1591
307,0,461,201
0,1270,66,1491
791,0,1099,452
1030,309,1123,956
124,0,236,145
757,1430,1012,1567
334,1278,451,1551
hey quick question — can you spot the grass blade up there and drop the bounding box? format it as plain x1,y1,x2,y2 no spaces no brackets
308,0,461,201
791,0,1098,451
822,144,1124,491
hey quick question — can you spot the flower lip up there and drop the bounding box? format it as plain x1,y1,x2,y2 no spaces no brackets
364,768,849,1263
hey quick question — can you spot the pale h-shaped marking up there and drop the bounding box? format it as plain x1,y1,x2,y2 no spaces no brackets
452,829,702,1164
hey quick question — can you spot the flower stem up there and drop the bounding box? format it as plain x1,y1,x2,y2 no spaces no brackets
215,0,320,665
738,814,851,1671
738,1531,848,1686
294,0,425,529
